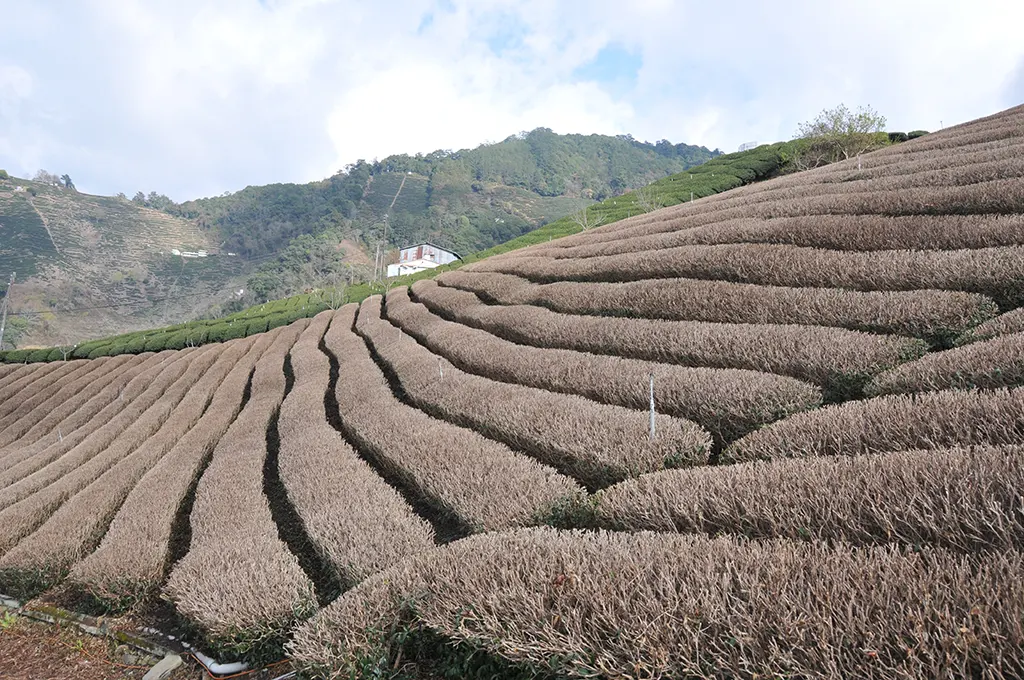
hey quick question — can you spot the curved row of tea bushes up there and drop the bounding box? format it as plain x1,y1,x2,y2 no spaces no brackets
277,311,435,588
532,214,1024,260
0,357,124,449
436,270,996,344
723,387,1024,463
70,334,273,610
470,244,1024,308
325,303,582,533
387,286,821,445
0,353,165,475
164,323,317,660
412,279,926,399
360,294,711,489
868,332,1024,395
959,306,1024,344
594,445,1024,553
0,348,208,597
0,341,245,597
291,527,1024,679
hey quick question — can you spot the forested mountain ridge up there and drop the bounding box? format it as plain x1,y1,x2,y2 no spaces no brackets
170,128,719,259
0,129,717,347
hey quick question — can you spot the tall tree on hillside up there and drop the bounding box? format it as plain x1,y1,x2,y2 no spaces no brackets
60,174,75,191
569,203,605,232
795,104,889,168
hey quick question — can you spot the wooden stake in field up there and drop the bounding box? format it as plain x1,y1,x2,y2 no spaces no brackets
649,373,656,440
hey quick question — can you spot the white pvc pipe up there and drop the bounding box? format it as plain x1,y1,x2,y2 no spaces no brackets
189,647,249,676
146,628,251,677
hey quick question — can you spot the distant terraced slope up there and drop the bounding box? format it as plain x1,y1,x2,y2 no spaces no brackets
0,180,246,347
1,105,1023,678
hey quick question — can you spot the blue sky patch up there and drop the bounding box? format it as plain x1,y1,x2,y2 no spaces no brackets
573,44,642,90
485,14,528,56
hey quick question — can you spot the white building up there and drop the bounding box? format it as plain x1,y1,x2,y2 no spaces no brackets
387,242,460,278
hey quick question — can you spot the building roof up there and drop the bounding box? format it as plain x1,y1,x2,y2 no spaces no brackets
399,241,462,259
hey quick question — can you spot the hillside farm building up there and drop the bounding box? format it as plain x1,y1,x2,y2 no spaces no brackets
387,242,460,277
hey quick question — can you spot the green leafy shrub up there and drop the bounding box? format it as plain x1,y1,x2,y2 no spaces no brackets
45,349,64,362
26,349,52,363
222,322,249,341
908,130,930,139
888,132,909,143
162,331,190,351
125,334,149,354
206,325,232,343
4,349,31,363
143,334,170,352
87,346,113,359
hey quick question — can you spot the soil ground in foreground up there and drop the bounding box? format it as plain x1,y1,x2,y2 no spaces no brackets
0,613,192,679
0,613,295,679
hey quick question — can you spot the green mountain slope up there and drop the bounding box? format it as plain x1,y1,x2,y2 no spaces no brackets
0,177,247,349
0,130,717,349
0,140,804,363
171,129,717,261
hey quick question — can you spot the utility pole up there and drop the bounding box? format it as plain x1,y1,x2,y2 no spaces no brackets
0,272,15,351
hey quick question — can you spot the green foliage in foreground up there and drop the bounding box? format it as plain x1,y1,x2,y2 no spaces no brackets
0,138,854,364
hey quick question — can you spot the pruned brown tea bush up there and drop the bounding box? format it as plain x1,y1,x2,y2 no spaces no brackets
413,278,926,398
471,244,1024,308
292,527,1024,679
277,310,435,587
69,334,270,609
164,324,319,660
387,287,821,444
867,332,1024,394
0,344,240,597
361,293,712,488
325,302,583,533
958,306,1024,344
533,214,1024,259
595,445,1024,553
436,270,996,343
723,387,1024,463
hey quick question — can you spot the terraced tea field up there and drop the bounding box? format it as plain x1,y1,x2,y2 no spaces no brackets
1,105,1023,678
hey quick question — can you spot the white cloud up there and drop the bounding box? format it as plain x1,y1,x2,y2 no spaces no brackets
0,0,1021,198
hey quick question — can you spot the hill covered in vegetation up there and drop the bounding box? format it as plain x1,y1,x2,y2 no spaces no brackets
1,130,716,348
0,105,1021,677
1,140,800,363
0,176,242,349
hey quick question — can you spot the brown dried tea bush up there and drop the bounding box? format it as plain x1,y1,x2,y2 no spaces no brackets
724,387,1024,463
595,445,1024,553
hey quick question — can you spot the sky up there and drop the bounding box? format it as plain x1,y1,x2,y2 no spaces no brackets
1,0,1022,202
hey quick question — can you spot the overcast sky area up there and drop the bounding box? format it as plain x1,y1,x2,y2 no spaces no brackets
1,0,1023,202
